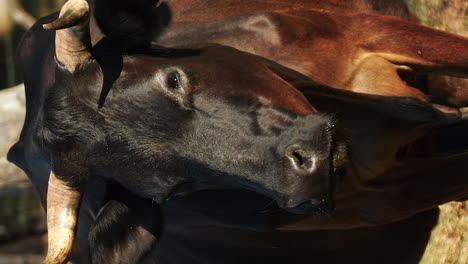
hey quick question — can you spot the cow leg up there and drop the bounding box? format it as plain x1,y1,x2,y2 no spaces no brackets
355,14,468,106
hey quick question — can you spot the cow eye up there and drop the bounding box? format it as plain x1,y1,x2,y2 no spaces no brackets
167,71,181,90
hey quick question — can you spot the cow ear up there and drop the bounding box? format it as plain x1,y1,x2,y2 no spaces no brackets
89,198,160,264
43,0,93,73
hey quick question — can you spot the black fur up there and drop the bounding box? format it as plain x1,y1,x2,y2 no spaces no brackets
93,0,171,49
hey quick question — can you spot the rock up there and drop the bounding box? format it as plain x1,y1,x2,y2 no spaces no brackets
0,83,27,188
0,84,46,242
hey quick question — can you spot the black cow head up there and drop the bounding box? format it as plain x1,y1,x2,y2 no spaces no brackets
40,1,346,263
46,45,346,206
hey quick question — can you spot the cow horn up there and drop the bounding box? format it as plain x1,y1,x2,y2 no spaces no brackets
43,0,92,72
44,172,84,264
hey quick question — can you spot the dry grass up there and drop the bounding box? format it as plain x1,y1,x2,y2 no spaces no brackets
405,0,468,35
420,202,468,264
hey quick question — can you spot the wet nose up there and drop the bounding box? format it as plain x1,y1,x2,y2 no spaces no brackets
282,144,336,215
285,146,320,174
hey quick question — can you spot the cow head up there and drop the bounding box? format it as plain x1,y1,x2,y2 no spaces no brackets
40,1,346,263
96,48,347,208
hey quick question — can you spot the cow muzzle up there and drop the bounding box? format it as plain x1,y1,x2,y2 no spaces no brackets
277,115,347,215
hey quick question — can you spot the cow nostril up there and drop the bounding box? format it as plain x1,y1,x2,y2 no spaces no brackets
291,151,304,166
286,148,316,172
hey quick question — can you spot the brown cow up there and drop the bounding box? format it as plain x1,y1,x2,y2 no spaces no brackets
156,0,468,105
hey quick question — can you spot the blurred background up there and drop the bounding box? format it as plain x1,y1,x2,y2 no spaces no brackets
0,1,61,263
0,0,466,263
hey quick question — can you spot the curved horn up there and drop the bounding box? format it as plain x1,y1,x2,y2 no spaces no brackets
43,0,92,72
44,172,84,264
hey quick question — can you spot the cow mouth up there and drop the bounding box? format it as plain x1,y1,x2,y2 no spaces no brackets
283,198,336,216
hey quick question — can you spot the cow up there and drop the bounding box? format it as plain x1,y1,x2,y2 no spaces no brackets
147,0,468,227
7,0,468,263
